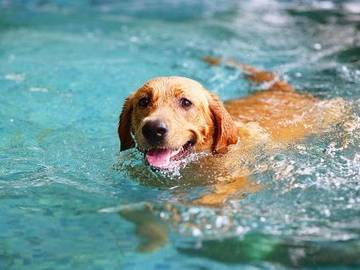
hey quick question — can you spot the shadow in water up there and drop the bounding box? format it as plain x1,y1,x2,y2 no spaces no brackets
178,234,360,267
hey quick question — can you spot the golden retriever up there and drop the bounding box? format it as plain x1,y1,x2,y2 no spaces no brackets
118,56,347,206
116,57,350,251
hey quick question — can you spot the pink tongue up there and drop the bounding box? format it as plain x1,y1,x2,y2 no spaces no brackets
145,149,174,168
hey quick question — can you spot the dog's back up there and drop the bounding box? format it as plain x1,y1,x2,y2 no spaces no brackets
203,56,348,145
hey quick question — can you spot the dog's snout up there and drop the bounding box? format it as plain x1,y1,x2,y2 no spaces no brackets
142,120,168,145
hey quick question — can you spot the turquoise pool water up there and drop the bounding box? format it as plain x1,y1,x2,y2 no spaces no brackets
1,0,359,269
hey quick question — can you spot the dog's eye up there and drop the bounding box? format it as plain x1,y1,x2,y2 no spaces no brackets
180,98,192,109
138,97,150,108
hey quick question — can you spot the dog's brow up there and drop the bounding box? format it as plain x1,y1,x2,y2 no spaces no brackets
173,88,185,97
138,85,154,98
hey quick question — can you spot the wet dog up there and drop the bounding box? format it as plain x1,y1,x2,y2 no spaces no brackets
118,57,347,206
116,57,348,251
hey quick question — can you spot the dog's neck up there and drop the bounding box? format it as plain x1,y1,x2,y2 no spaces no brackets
235,121,271,145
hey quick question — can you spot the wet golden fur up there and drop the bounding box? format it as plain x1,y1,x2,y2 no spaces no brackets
118,57,347,206
117,57,348,251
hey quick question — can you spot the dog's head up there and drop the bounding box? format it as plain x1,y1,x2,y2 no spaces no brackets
118,76,238,169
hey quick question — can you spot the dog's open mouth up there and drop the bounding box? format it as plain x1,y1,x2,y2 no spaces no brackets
145,141,194,169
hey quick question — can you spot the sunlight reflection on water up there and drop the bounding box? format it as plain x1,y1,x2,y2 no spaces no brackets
0,0,359,269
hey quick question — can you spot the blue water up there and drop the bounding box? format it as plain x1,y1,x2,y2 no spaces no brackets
1,0,360,269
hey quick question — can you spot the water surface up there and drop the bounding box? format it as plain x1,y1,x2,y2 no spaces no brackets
0,0,360,269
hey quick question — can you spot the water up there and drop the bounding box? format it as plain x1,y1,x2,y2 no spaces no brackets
0,0,359,269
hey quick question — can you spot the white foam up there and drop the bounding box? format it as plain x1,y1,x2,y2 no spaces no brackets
29,87,49,93
4,73,25,82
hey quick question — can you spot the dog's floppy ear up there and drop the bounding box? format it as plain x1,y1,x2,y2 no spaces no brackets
118,94,135,151
208,92,238,153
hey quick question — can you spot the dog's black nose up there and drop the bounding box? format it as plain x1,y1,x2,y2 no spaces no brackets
142,120,168,145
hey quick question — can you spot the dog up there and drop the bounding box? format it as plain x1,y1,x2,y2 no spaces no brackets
116,57,348,251
118,56,347,206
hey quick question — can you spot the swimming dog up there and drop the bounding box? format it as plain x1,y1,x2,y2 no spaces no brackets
118,56,347,206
